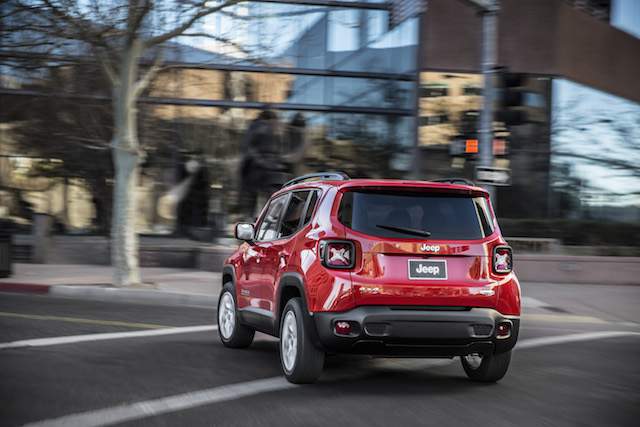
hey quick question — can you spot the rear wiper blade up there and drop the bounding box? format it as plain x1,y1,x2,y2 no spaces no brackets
375,224,432,237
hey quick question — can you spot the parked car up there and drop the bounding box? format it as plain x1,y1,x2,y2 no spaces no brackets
219,172,520,383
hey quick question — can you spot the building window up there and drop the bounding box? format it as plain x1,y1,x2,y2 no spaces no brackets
551,78,640,223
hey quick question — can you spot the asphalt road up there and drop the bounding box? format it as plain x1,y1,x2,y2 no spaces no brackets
1,283,639,427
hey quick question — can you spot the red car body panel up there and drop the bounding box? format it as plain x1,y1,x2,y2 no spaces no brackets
227,179,521,321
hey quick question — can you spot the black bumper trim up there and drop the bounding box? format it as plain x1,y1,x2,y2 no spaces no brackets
312,307,519,357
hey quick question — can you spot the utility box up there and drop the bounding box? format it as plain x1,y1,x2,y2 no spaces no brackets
32,213,53,264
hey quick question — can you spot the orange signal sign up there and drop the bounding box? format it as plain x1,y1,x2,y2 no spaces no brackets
493,139,507,155
465,139,479,153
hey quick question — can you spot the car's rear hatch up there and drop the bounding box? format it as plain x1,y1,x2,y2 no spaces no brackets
338,185,500,309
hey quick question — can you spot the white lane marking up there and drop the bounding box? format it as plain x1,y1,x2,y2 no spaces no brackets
0,325,217,350
522,313,607,324
521,297,552,308
23,376,296,427
617,321,639,328
20,330,640,426
517,331,640,349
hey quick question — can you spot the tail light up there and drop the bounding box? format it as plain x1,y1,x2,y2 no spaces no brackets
320,240,355,269
493,245,513,274
333,320,361,336
496,321,512,339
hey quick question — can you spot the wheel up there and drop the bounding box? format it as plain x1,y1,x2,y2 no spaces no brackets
279,297,325,384
461,350,512,382
217,286,254,348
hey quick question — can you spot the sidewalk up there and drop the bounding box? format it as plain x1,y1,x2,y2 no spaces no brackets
0,264,222,307
2,260,639,310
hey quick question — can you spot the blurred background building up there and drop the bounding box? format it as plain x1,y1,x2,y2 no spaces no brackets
0,0,639,248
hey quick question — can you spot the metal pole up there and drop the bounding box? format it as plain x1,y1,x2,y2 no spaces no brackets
412,4,428,180
479,0,499,203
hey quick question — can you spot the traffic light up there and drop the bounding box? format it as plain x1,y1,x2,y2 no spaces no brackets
449,110,480,158
494,68,547,127
495,69,528,126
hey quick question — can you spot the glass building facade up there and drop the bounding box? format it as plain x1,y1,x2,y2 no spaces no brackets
0,1,419,235
417,71,554,220
1,0,638,239
551,79,640,223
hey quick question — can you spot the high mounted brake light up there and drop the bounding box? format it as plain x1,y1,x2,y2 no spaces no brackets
493,245,513,274
320,240,355,269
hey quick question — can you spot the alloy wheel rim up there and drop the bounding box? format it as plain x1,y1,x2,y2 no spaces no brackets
281,311,298,372
464,353,483,370
218,292,235,339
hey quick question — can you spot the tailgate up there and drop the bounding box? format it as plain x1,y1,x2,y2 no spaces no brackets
338,188,499,308
350,240,498,308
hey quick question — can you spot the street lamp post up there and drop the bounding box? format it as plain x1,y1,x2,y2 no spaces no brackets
462,0,500,203
479,0,499,203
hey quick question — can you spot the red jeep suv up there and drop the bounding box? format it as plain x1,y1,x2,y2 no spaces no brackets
219,172,520,384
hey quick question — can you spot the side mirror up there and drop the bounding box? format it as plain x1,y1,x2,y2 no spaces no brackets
235,223,255,242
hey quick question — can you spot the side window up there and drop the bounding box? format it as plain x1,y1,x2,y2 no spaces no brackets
255,195,288,241
337,191,353,228
280,191,310,238
302,191,319,226
474,197,494,237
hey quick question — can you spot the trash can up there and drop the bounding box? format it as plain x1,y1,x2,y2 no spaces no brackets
0,220,12,278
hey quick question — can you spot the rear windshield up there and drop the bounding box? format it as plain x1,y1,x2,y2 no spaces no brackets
338,190,494,240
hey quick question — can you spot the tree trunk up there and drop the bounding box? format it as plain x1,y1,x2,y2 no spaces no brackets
110,42,143,287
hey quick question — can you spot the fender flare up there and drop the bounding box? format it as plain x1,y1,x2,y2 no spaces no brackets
221,264,237,294
275,272,320,345
275,273,309,317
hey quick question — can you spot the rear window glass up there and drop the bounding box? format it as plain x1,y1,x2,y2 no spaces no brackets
338,190,492,240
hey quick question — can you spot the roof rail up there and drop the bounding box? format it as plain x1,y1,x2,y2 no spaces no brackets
282,171,350,188
432,177,476,186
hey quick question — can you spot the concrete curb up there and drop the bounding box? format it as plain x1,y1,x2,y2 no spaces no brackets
0,282,52,294
514,255,640,285
0,282,218,308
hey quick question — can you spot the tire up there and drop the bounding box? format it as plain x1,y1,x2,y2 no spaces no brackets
217,285,254,348
461,350,512,382
279,297,325,384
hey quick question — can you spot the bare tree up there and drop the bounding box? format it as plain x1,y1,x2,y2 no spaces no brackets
552,105,640,180
3,0,246,286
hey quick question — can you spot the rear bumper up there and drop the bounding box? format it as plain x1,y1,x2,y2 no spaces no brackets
312,307,519,357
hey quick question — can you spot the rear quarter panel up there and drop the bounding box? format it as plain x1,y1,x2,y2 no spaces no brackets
279,187,355,313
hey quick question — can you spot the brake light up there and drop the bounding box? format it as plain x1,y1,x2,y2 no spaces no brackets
493,245,513,274
496,321,512,339
321,240,355,269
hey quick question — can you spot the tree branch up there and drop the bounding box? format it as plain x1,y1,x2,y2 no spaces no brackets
553,151,640,177
133,53,163,98
127,0,154,44
17,0,121,53
95,48,119,85
219,7,326,20
144,0,246,48
39,0,104,42
179,32,253,56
